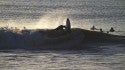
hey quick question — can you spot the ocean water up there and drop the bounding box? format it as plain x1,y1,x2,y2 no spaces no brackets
0,0,125,70
0,0,125,35
0,43,125,70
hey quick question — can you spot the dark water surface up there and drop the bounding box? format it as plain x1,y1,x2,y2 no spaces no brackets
0,44,125,70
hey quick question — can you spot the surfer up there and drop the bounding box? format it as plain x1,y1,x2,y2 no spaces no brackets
66,18,71,32
55,25,65,30
100,28,103,33
91,25,97,31
55,18,71,32
110,27,115,32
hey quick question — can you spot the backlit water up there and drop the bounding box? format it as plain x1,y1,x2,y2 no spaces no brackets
0,0,125,70
0,0,125,35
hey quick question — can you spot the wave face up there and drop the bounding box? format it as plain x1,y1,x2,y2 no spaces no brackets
0,29,85,50
0,28,125,50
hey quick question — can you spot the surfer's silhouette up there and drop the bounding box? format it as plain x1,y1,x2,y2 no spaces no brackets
55,18,71,32
91,25,96,30
55,25,65,30
100,28,103,33
110,27,115,32
66,18,71,32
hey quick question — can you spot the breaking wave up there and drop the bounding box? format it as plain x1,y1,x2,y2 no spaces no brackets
0,27,125,50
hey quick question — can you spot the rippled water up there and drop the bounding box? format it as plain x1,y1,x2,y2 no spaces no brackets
0,0,125,70
0,0,125,35
0,44,125,70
